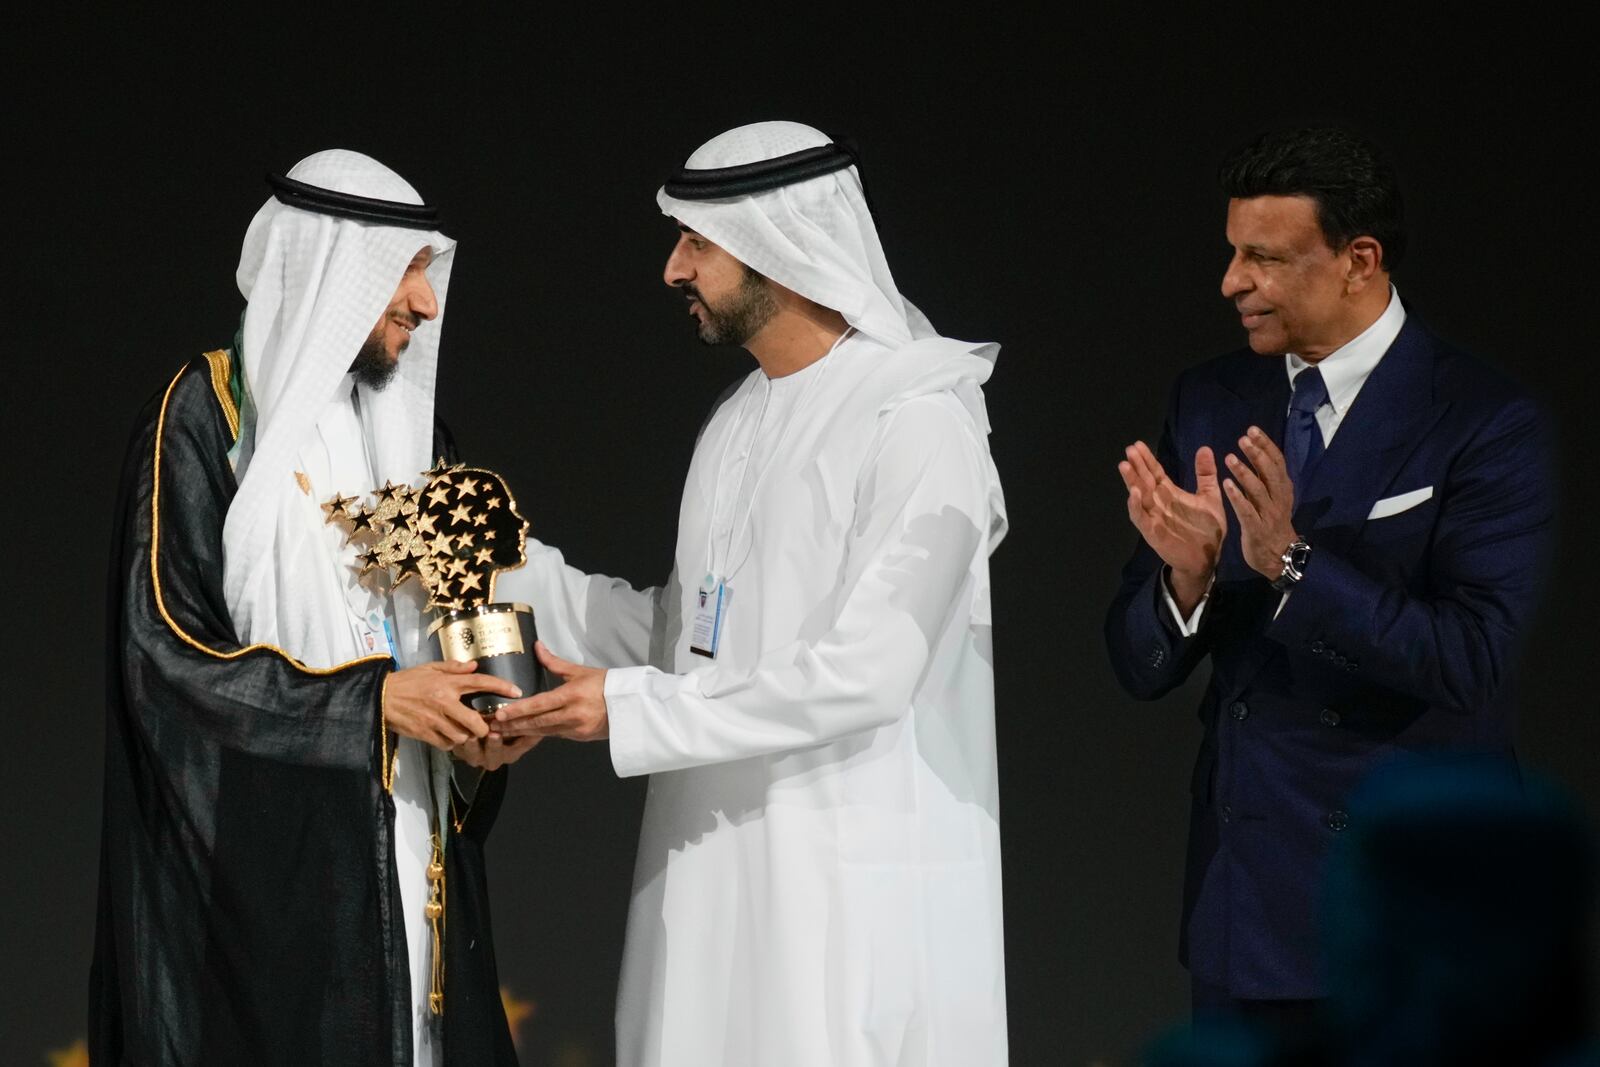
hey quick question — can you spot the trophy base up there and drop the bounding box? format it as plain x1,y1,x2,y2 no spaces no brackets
426,603,544,714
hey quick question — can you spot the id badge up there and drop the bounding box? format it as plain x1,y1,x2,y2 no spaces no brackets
359,608,396,664
690,575,728,659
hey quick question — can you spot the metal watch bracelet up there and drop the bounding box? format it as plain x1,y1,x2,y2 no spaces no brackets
1271,538,1312,592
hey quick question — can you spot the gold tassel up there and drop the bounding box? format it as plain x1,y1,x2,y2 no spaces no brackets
426,832,446,1014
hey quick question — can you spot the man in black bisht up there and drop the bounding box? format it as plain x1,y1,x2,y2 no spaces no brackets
92,150,535,1065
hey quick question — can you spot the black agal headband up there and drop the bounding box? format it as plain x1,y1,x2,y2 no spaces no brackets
266,172,440,229
662,142,861,200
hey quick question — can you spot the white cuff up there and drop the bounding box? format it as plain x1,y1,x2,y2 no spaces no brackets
605,665,661,779
1161,568,1214,637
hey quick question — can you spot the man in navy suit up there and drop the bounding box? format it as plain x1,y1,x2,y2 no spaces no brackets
1105,127,1555,1023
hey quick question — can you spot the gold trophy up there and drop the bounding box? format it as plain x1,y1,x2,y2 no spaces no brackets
324,460,541,713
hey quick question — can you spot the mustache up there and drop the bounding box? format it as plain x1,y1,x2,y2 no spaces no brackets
680,284,702,303
389,310,421,329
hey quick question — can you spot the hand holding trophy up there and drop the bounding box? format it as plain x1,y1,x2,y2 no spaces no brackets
324,460,544,714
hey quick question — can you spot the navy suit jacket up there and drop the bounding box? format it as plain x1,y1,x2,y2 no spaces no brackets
1104,317,1555,999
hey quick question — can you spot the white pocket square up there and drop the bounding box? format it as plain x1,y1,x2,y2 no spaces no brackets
1368,486,1434,520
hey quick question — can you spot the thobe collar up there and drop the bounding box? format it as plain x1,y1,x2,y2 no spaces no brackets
1286,284,1406,419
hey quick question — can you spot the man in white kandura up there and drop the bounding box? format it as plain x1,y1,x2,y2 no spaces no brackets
493,121,1009,1065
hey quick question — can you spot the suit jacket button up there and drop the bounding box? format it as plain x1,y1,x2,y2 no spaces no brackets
1310,640,1325,654
1326,809,1349,832
1320,707,1341,727
1230,700,1249,721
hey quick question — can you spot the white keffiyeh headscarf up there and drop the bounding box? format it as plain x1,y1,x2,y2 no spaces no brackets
658,121,1008,549
656,121,939,349
224,149,455,669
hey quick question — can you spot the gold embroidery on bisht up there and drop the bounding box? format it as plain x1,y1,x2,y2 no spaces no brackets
202,349,240,441
148,365,391,675
294,471,312,496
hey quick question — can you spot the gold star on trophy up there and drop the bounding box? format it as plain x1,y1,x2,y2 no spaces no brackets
394,548,426,586
322,493,359,522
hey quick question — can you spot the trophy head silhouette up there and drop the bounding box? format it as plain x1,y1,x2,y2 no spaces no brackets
323,461,529,611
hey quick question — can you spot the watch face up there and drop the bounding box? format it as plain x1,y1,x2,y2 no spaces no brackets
1290,544,1312,569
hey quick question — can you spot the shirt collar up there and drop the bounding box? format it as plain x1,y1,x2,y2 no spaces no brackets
1286,285,1406,413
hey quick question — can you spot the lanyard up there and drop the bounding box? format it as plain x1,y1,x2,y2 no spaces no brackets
703,328,853,581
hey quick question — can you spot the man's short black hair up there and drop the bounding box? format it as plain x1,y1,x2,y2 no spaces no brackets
1220,127,1406,271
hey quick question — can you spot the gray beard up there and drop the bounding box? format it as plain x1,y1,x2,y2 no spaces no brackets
695,269,779,347
349,329,400,390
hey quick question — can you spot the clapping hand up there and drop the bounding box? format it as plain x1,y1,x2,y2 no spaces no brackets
1222,426,1300,580
1118,441,1226,611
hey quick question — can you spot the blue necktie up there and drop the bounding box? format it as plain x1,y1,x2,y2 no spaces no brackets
1285,366,1328,489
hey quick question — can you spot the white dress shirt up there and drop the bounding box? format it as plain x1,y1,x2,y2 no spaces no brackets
1163,287,1407,635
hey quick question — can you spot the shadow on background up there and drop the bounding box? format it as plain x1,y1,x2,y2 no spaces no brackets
1144,754,1600,1067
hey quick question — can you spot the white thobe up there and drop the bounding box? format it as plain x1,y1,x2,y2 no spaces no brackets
301,381,439,1067
500,333,1008,1066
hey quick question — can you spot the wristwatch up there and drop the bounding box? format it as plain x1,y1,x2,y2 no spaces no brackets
1271,538,1312,592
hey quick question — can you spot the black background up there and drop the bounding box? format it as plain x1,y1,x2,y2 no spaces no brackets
6,10,1592,1065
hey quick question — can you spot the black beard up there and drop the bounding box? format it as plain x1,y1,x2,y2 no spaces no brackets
349,328,400,390
689,268,779,347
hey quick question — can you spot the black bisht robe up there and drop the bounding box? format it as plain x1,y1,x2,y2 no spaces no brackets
91,351,519,1065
